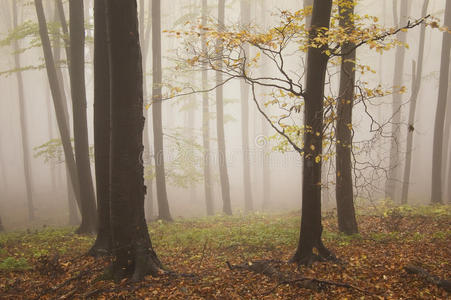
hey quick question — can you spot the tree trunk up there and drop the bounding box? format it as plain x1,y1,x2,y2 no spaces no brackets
89,0,112,256
12,0,35,221
0,216,3,232
216,0,232,215
106,0,163,281
34,0,83,229
290,0,334,265
69,0,97,234
401,0,428,205
201,0,214,216
303,0,313,29
336,0,358,235
385,0,409,203
431,0,451,204
152,0,172,221
240,0,253,213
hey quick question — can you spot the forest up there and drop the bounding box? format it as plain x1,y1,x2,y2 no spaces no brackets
0,0,450,298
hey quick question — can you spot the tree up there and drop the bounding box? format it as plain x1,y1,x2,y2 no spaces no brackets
68,0,97,233
12,0,35,221
89,0,111,256
34,0,84,231
0,216,3,232
336,0,358,235
431,0,451,204
216,0,232,215
385,0,409,203
106,0,163,280
240,0,253,213
201,0,214,216
152,0,172,221
401,0,428,205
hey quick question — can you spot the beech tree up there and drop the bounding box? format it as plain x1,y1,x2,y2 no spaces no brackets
106,0,163,279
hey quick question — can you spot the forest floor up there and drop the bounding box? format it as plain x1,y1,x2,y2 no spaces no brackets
0,205,450,299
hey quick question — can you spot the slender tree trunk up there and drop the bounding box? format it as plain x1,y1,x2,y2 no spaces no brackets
431,0,451,204
216,0,232,215
45,87,57,190
152,0,172,221
290,0,334,265
90,0,112,256
0,216,3,232
385,0,409,203
12,0,35,221
201,0,214,216
106,0,163,280
401,0,428,205
34,0,83,228
303,0,313,29
69,0,97,234
336,0,358,235
240,0,253,213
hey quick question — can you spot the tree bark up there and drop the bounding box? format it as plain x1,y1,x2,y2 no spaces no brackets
431,0,451,204
152,0,172,221
69,0,97,234
385,0,409,203
201,0,214,216
401,0,428,205
216,0,232,215
336,0,358,235
12,0,35,221
34,0,83,229
90,0,112,256
240,0,253,213
290,0,334,265
106,0,163,280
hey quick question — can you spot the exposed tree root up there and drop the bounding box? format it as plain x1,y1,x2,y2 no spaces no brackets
404,264,451,292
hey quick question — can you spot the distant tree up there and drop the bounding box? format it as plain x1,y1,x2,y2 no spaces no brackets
152,0,172,221
12,0,35,221
431,0,451,204
0,216,3,232
401,0,428,205
106,0,163,280
68,0,97,234
385,0,409,203
201,0,214,216
216,0,232,215
336,0,358,235
89,0,111,256
240,0,253,213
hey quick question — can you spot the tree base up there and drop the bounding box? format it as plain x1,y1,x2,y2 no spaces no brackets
112,246,164,282
289,239,336,266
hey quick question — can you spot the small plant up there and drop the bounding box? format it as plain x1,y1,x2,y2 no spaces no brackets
0,257,30,271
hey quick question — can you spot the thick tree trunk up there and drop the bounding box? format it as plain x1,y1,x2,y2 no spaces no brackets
431,0,451,204
201,0,214,216
290,0,334,265
401,0,428,205
240,0,253,213
385,0,409,203
69,0,97,234
216,0,232,215
336,1,358,235
35,0,83,229
152,0,172,221
90,0,112,256
12,0,35,221
106,0,163,280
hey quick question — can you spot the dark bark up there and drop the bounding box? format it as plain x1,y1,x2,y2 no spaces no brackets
202,0,214,216
90,0,111,256
401,0,428,204
290,0,335,265
431,0,451,204
385,0,409,203
35,0,83,229
12,0,35,221
335,1,358,235
240,0,253,213
69,0,97,234
216,0,232,215
152,0,172,221
106,0,163,280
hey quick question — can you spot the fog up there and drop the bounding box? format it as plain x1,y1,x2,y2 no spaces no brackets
0,0,449,229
